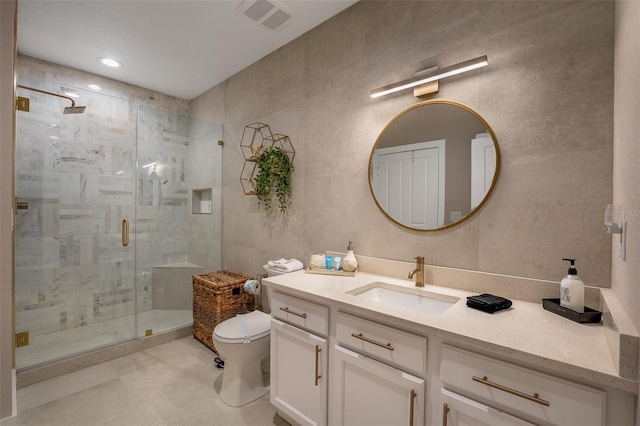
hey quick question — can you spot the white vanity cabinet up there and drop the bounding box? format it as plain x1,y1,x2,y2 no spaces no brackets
331,312,428,426
270,292,329,426
264,271,635,426
440,345,606,426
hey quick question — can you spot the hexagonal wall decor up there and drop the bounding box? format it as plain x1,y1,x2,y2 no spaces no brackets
239,123,295,206
263,133,295,164
240,160,257,195
240,122,273,161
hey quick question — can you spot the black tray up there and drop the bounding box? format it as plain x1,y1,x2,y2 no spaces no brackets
542,298,602,324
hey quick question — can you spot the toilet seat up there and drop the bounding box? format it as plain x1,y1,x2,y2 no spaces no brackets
213,310,271,344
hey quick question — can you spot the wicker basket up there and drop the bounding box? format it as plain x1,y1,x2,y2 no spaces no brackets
192,270,254,352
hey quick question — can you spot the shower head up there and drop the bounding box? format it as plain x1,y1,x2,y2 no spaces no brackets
17,84,86,114
63,105,86,114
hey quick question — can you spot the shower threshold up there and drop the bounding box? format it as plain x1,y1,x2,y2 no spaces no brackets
16,309,192,371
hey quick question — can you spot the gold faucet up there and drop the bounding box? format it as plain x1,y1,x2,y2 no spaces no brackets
408,256,425,287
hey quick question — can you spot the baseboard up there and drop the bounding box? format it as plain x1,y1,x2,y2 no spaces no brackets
0,414,17,426
0,369,17,426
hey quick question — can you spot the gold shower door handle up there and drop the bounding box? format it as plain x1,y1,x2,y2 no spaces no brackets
314,345,322,386
122,219,129,247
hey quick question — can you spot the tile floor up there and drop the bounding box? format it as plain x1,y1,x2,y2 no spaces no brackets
17,336,287,426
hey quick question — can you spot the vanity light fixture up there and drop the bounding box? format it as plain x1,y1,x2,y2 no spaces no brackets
370,55,488,99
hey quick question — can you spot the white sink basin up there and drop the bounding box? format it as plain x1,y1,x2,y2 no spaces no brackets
349,282,458,315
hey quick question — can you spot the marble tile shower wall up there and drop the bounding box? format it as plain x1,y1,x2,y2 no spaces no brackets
135,105,191,312
15,56,193,338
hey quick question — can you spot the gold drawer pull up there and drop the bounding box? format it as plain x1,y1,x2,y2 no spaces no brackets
409,389,416,426
351,332,394,351
472,375,550,407
315,345,322,386
279,306,307,318
442,403,449,426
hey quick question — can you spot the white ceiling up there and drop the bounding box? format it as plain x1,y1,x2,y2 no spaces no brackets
17,0,357,100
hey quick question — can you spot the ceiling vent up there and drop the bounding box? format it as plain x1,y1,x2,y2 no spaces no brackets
237,0,295,31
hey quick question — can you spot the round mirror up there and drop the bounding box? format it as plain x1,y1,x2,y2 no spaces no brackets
368,100,500,231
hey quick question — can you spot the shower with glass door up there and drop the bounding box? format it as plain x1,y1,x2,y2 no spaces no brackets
14,74,222,370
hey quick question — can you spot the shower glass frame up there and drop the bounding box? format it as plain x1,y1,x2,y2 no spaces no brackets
14,77,222,370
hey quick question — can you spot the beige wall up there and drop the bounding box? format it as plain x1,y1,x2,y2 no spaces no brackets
613,1,640,410
1,1,635,421
191,1,615,286
0,0,16,422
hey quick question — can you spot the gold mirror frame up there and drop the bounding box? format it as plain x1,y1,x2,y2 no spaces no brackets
368,100,500,231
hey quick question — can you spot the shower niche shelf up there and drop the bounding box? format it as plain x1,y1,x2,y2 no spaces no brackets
192,188,213,214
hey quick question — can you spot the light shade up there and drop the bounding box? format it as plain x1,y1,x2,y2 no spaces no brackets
371,55,488,98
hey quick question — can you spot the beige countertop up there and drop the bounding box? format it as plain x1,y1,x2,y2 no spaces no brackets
263,269,638,394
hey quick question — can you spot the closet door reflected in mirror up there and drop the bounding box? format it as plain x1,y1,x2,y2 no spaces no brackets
368,100,500,231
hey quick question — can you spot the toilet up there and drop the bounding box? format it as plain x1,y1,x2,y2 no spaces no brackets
212,265,291,406
213,309,272,406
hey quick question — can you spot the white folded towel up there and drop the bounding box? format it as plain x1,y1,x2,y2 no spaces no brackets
268,258,288,267
273,258,304,272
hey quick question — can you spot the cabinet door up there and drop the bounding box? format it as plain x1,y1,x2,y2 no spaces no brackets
332,345,425,426
442,389,535,426
270,318,328,426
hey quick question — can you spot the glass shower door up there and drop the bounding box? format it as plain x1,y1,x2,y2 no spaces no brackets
14,79,137,369
134,104,223,338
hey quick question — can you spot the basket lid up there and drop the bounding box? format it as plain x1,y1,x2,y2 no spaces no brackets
213,310,270,343
195,270,251,287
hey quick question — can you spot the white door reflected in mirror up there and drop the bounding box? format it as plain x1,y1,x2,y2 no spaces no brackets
368,100,500,231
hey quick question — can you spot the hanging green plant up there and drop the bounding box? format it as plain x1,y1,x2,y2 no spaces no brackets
254,146,294,213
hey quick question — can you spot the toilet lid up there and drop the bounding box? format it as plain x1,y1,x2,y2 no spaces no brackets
213,310,271,343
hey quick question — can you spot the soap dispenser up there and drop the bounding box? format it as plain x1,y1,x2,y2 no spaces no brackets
342,241,359,272
560,258,584,313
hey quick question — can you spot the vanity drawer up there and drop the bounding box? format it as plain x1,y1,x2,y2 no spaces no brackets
335,312,427,374
270,291,328,336
440,345,606,426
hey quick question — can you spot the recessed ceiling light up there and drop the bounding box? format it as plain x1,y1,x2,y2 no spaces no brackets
65,92,79,98
88,84,102,91
98,57,122,68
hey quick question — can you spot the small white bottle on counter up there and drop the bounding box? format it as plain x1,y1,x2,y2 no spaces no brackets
560,258,584,313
